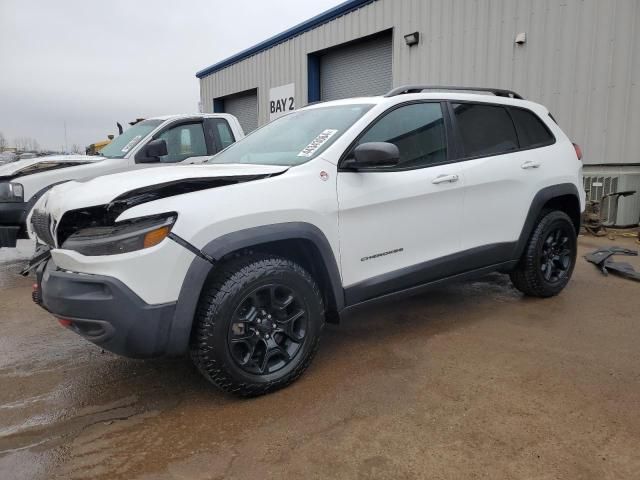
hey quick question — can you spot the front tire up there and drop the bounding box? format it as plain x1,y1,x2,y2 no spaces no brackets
510,210,577,297
190,254,325,397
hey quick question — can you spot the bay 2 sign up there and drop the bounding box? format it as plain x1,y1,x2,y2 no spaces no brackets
269,83,295,121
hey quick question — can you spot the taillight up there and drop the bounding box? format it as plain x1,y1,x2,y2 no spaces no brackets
573,143,583,161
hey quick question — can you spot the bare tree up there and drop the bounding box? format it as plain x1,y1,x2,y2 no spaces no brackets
71,144,82,154
0,131,6,152
11,136,42,152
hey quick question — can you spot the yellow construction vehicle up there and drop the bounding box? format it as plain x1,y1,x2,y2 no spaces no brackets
86,138,113,155
85,119,145,155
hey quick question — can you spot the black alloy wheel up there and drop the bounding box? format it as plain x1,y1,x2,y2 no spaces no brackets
510,210,577,297
539,226,573,283
191,254,325,397
228,284,308,375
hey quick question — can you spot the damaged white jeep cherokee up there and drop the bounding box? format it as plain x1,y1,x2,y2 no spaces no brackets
29,86,585,396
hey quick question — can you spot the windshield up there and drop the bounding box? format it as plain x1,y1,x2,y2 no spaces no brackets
100,119,163,159
208,104,373,166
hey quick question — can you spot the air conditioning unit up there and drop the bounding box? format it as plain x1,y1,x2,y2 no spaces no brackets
583,172,640,227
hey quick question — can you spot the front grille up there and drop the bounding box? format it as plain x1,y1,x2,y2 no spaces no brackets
31,210,56,246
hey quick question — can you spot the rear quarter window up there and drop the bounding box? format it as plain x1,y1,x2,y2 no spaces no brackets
452,103,519,158
217,121,235,149
509,107,555,148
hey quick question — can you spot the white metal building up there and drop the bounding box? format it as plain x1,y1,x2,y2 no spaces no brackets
197,0,640,225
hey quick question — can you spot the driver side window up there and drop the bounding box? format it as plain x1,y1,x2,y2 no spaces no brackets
158,123,207,163
355,102,448,169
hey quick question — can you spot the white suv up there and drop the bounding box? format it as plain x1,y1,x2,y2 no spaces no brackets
0,114,243,248
29,86,585,396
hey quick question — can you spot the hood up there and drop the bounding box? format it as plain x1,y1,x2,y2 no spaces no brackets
0,154,104,179
34,163,289,245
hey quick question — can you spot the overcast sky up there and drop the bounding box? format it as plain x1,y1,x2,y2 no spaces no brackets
0,0,344,151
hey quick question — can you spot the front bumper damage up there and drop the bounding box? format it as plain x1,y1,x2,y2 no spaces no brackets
35,259,178,358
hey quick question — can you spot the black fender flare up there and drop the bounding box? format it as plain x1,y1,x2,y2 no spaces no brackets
512,182,581,259
165,222,343,356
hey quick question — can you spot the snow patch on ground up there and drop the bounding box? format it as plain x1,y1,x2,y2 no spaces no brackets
0,240,35,263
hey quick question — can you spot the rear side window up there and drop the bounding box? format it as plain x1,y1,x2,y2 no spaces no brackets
509,107,554,148
452,103,518,158
204,118,235,153
216,121,235,149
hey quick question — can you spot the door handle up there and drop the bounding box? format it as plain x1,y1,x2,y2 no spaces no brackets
432,174,459,185
521,160,541,169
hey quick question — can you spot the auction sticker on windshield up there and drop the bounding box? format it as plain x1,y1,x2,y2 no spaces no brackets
121,135,142,153
297,129,338,158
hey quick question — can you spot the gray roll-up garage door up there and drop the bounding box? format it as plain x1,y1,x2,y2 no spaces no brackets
223,90,258,133
320,33,393,101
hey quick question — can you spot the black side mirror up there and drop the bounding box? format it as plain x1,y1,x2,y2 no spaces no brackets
344,142,400,170
136,139,168,163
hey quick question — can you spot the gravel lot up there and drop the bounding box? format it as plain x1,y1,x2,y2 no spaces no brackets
0,236,639,479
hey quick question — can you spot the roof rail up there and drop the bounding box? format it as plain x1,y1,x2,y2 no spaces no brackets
385,85,524,100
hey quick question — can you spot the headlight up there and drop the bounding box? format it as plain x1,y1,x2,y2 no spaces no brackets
0,182,24,202
61,214,177,256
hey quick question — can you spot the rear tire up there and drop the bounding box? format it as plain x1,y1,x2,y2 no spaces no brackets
510,210,577,297
190,253,325,397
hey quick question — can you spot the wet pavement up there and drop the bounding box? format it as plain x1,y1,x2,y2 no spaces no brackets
1,236,639,479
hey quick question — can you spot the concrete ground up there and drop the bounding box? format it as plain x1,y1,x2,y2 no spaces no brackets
0,236,639,480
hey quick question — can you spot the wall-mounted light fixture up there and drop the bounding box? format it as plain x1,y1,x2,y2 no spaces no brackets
404,32,420,46
515,32,527,45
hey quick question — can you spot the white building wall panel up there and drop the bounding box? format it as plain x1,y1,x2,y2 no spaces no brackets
199,0,640,166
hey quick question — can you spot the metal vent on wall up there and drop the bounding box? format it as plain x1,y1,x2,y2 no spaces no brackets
583,174,640,227
584,175,619,225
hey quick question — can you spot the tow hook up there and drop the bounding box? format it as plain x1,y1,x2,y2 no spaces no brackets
32,282,42,305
